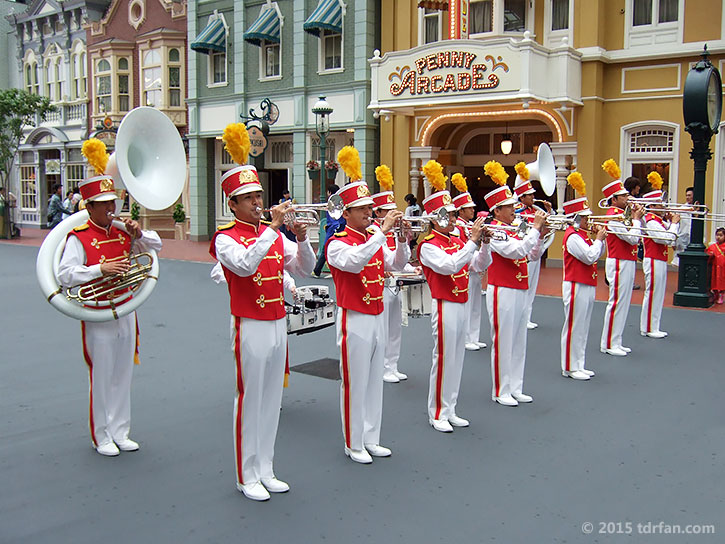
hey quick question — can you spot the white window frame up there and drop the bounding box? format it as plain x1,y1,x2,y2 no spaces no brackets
418,7,443,45
167,48,182,107
468,0,533,38
117,57,131,113
543,0,573,48
206,12,229,88
24,50,39,95
259,39,282,81
318,28,343,74
620,121,679,199
141,47,162,108
624,0,683,49
70,41,87,100
94,58,112,113
215,139,236,222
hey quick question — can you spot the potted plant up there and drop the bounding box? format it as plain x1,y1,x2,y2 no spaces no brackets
173,203,186,240
130,201,140,221
325,160,339,180
307,159,320,181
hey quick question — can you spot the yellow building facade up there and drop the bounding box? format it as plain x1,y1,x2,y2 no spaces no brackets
370,0,725,260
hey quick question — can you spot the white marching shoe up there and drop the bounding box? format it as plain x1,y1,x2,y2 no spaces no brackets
512,392,533,403
365,444,392,457
237,482,270,501
562,370,591,381
382,372,400,383
465,342,481,351
114,438,139,452
345,447,373,464
619,346,632,353
476,341,487,348
527,321,539,330
493,395,518,407
642,330,668,339
261,477,290,493
581,368,595,377
429,418,454,432
394,371,408,381
448,414,470,427
95,441,120,457
601,347,627,357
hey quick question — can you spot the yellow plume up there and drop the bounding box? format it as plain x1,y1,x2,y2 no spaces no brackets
81,138,109,175
222,123,251,166
484,160,509,186
375,165,394,191
567,171,586,196
514,162,529,181
451,172,467,193
337,146,363,182
422,160,447,192
601,159,621,180
647,171,663,190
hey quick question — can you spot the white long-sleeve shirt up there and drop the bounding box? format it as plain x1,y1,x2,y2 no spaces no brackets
566,235,605,266
644,217,679,246
58,228,163,288
326,225,410,273
214,225,315,279
488,227,543,261
607,217,643,246
419,236,490,275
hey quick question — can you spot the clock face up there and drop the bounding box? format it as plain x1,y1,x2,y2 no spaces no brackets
707,71,722,131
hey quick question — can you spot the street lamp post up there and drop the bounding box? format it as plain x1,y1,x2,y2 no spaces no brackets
674,46,722,308
312,96,333,254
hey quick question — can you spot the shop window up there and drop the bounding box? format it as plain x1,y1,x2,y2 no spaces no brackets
261,41,281,79
419,8,442,44
320,29,342,72
623,124,677,195
66,164,85,191
470,0,530,36
626,0,681,47
142,49,162,107
168,48,182,106
20,166,37,210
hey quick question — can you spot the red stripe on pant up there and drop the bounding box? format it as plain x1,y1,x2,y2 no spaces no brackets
647,259,655,333
341,309,351,449
566,283,576,372
80,322,98,447
434,299,445,420
493,286,501,398
234,316,245,485
606,260,620,349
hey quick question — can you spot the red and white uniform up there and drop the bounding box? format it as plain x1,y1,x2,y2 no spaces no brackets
561,227,604,373
519,206,554,327
640,213,678,335
486,221,543,400
600,207,642,351
58,220,162,449
418,230,490,422
326,225,409,451
211,219,314,488
455,217,487,345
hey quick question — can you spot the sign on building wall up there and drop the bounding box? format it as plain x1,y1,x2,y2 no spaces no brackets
449,0,469,39
248,126,268,158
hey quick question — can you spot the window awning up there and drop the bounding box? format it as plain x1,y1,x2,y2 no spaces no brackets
243,5,282,46
303,0,344,37
190,15,227,55
417,1,449,9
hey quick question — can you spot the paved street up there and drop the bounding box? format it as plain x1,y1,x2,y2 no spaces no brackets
1,242,723,543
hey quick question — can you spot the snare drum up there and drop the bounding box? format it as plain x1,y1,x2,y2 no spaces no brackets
401,280,432,319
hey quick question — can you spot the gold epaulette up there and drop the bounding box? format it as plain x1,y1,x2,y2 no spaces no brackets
217,221,235,231
334,231,348,237
261,219,271,225
423,234,435,241
73,223,90,232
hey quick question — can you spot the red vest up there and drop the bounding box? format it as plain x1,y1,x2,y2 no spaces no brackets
210,220,286,320
68,220,132,301
455,218,470,243
563,226,598,286
643,213,670,261
327,226,386,315
605,207,638,261
417,230,469,303
487,219,529,290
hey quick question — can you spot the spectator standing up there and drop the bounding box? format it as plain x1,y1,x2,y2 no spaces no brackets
312,184,344,277
706,227,725,304
47,184,73,228
672,186,694,266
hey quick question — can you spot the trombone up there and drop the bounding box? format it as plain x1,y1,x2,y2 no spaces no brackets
257,194,344,226
484,221,530,241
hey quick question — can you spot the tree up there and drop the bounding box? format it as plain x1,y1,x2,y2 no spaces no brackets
0,89,56,189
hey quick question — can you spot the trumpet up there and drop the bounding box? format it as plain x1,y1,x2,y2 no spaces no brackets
395,208,450,235
257,194,344,226
484,221,530,241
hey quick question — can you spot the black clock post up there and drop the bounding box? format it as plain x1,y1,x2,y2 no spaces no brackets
675,46,723,307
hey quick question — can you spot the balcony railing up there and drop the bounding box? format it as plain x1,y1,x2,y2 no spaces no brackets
35,101,88,127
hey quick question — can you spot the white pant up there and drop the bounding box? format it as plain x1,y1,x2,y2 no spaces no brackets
428,299,467,421
486,285,529,399
337,308,386,451
383,287,403,375
465,271,484,344
561,281,596,372
524,258,541,325
600,258,635,350
230,316,287,486
641,258,668,334
81,313,137,447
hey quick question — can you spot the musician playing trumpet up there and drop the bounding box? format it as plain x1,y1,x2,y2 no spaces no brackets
58,174,162,457
560,195,606,381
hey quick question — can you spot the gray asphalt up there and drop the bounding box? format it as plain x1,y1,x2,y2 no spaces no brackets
1,243,723,544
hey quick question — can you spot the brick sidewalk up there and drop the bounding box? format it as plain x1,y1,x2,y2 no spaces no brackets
5,227,723,312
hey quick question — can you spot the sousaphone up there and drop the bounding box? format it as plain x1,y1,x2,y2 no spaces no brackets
36,107,186,321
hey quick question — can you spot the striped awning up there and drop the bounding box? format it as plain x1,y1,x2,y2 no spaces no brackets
303,0,344,37
190,15,227,55
243,5,281,46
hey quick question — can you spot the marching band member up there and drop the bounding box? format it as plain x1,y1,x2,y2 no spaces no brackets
451,173,487,352
326,148,409,464
513,163,555,331
560,175,606,381
599,160,645,357
483,161,547,407
639,179,680,339
210,124,315,501
418,161,490,432
58,141,162,457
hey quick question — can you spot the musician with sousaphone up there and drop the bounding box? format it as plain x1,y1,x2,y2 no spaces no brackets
57,140,163,457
